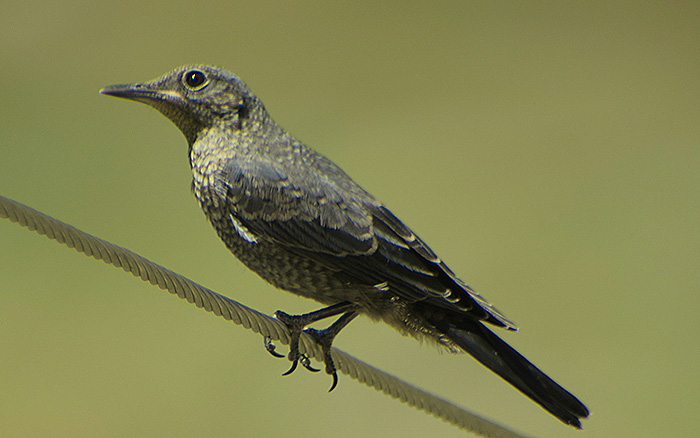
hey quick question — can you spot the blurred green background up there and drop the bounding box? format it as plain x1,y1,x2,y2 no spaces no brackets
1,1,698,437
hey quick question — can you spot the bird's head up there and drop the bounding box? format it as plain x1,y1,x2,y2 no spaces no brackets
101,65,257,144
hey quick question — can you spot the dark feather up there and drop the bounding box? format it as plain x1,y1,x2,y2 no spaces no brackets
420,305,590,428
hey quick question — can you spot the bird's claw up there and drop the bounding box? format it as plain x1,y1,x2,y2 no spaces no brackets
282,358,298,376
264,336,285,358
329,372,339,392
300,354,320,373
305,327,340,391
281,353,318,376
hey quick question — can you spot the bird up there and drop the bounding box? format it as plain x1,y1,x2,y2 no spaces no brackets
101,65,589,428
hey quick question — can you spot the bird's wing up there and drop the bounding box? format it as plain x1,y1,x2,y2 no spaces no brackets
369,205,516,329
217,158,377,257
217,158,515,329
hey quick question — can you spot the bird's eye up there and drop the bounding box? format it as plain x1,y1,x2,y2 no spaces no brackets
183,70,208,90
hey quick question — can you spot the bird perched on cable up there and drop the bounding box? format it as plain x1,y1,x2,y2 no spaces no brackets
101,65,589,428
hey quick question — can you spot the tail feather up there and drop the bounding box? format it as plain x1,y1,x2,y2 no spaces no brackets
421,309,589,428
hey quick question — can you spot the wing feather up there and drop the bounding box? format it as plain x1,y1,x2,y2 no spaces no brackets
219,158,376,256
217,158,515,329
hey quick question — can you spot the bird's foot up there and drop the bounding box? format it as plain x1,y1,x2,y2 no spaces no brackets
304,327,341,391
273,310,322,376
266,303,359,391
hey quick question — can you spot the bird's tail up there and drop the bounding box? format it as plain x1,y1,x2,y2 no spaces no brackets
420,308,589,428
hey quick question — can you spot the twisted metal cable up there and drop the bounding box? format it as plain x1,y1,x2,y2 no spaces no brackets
0,194,530,438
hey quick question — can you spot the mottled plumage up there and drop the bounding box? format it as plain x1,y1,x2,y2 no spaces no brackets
101,65,588,428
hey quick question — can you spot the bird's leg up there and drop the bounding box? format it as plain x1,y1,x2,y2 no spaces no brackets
268,301,358,386
305,310,358,391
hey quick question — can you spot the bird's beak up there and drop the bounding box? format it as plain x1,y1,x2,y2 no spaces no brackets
100,83,181,105
101,83,151,100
